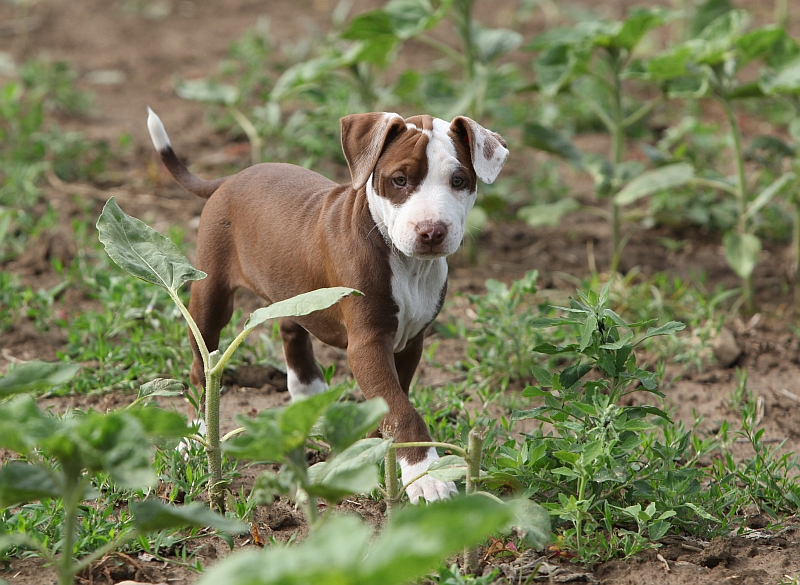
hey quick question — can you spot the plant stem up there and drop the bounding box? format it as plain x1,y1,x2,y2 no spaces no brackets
205,350,225,512
59,476,86,585
609,55,625,274
384,447,399,517
463,427,485,574
720,96,753,311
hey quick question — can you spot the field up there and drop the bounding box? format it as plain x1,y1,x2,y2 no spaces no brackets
2,0,800,583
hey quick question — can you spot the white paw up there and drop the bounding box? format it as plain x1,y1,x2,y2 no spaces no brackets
400,447,458,504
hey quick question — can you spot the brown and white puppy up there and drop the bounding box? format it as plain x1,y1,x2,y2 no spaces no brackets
147,109,508,503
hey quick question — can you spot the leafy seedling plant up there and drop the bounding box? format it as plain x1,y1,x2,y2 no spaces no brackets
0,361,247,585
524,6,696,273
631,3,798,310
96,197,358,513
505,280,690,562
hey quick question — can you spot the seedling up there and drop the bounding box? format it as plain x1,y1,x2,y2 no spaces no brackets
96,197,358,512
633,6,796,310
525,7,695,272
0,361,246,585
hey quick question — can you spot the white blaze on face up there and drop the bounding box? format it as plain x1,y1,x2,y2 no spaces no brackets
366,118,477,259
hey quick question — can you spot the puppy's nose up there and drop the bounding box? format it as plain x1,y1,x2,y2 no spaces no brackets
415,221,448,246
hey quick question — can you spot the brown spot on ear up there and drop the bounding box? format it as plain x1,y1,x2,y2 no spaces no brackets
483,139,495,161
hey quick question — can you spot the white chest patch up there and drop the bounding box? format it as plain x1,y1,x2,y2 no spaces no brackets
390,254,447,352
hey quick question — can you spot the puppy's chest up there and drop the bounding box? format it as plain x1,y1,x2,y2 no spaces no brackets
389,256,447,352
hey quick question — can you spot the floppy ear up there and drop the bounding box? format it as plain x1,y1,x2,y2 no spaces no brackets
341,112,407,190
450,117,509,184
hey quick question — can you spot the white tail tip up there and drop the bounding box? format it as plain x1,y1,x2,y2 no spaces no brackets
146,107,171,152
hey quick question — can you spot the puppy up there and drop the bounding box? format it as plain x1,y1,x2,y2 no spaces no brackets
147,109,508,503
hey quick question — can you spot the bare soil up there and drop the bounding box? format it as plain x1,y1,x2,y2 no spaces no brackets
1,1,800,584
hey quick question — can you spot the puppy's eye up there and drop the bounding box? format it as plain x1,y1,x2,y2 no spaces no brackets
452,175,466,189
392,175,407,188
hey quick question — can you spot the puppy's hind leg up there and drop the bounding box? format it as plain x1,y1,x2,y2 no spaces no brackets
279,318,328,401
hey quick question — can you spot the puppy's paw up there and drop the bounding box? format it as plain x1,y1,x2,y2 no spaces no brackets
400,447,459,504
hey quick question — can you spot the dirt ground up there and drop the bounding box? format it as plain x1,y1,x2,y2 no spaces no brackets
2,1,800,584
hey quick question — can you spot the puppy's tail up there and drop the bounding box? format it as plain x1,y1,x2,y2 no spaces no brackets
147,107,227,199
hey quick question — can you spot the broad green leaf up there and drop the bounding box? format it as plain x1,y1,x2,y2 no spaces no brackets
579,314,597,352
523,123,583,167
640,321,686,341
384,0,450,39
244,288,361,331
581,440,605,466
131,500,248,534
426,455,468,483
761,56,800,94
0,361,80,397
637,45,693,80
224,389,340,462
340,11,400,67
0,395,57,455
735,27,784,65
698,9,748,44
685,502,721,523
614,163,695,206
306,438,390,500
68,411,157,489
689,0,733,38
362,496,512,583
510,406,549,421
127,407,192,439
611,7,670,52
175,78,238,105
560,363,593,389
723,231,761,279
745,172,796,221
195,497,509,585
97,198,207,292
518,198,580,228
505,498,550,550
320,398,388,454
0,462,61,506
554,450,580,465
137,378,184,400
473,26,523,63
0,533,33,555
530,365,552,387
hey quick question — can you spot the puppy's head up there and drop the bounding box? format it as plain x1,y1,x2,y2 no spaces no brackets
341,112,508,259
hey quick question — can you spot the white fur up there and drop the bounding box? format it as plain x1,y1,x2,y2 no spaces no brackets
460,119,509,184
401,447,458,504
389,254,447,352
147,107,171,152
286,365,328,401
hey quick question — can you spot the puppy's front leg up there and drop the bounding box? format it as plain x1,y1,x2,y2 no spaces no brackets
347,334,457,504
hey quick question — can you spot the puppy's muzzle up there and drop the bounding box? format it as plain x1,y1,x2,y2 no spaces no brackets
415,220,448,253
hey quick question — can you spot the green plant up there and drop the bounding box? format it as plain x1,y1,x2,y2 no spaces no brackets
632,3,797,309
505,280,693,561
195,496,512,585
96,197,357,512
524,7,695,272
0,59,107,261
460,270,555,389
0,361,246,585
224,388,391,528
